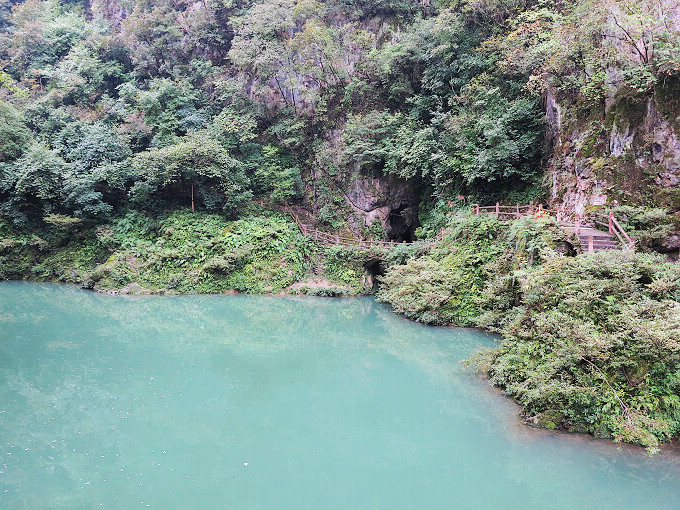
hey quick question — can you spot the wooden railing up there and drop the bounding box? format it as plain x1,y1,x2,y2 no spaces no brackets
299,224,408,248
592,212,636,250
289,203,635,251
289,212,439,249
474,202,636,251
473,202,553,220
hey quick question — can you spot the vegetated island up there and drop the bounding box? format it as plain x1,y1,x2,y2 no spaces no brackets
1,0,680,453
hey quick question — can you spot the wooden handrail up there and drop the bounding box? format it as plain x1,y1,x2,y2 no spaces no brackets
473,203,635,251
292,218,443,249
610,216,629,243
610,216,635,249
292,203,635,251
297,225,409,248
591,211,634,249
473,204,554,219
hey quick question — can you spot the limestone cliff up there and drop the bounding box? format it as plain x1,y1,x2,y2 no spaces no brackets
547,77,680,218
546,3,680,231
343,173,418,242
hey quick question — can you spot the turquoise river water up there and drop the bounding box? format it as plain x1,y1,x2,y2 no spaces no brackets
1,282,679,509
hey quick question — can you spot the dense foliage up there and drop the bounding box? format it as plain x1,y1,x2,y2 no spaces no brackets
377,211,565,325
0,209,375,294
2,0,677,226
0,0,557,232
1,0,679,451
479,251,680,452
378,211,680,451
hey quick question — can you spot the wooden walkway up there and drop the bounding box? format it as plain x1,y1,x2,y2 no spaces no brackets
289,213,420,248
297,224,413,248
287,203,635,253
474,203,635,252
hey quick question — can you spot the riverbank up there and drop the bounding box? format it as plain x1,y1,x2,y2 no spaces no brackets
2,208,680,452
0,209,375,297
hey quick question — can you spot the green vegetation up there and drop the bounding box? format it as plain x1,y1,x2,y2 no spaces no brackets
2,0,677,222
0,0,679,452
478,251,680,453
0,100,30,161
0,0,557,232
605,205,679,252
378,212,567,325
129,135,251,214
377,211,680,452
378,214,508,326
0,208,376,295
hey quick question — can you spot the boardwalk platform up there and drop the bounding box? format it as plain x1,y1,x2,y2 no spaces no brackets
287,203,635,253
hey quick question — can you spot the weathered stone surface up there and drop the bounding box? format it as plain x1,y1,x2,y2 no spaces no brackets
344,175,418,241
661,233,680,251
546,3,680,227
547,85,680,217
609,124,634,157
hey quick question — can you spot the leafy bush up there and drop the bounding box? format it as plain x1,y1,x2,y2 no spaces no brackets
477,251,680,452
322,245,372,294
89,211,313,294
129,134,251,215
0,100,31,162
0,143,113,225
252,145,302,203
377,212,509,325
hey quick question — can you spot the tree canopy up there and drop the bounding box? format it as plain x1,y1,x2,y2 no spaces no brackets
0,0,677,227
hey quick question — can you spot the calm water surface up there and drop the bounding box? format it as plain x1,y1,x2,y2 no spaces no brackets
1,282,679,509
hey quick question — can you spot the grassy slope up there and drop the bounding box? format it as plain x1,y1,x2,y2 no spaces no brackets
0,209,372,296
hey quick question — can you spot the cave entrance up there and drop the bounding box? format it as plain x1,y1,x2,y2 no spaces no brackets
363,258,386,291
386,204,417,242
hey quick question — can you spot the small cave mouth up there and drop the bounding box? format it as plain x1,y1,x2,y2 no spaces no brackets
386,204,417,242
364,258,385,277
555,240,578,257
363,258,386,291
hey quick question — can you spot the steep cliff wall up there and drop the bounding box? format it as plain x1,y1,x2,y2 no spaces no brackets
546,3,680,228
547,76,680,217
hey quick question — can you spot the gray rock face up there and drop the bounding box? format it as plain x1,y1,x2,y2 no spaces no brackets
344,175,418,241
545,2,680,224
665,237,680,256
547,87,680,218
609,124,635,157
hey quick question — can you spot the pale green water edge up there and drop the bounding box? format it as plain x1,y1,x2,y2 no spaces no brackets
0,282,679,509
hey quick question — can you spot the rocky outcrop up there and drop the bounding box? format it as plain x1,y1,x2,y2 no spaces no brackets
546,2,680,223
343,174,419,242
547,76,680,219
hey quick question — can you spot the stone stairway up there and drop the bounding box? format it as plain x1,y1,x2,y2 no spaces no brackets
562,225,622,253
474,203,634,253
